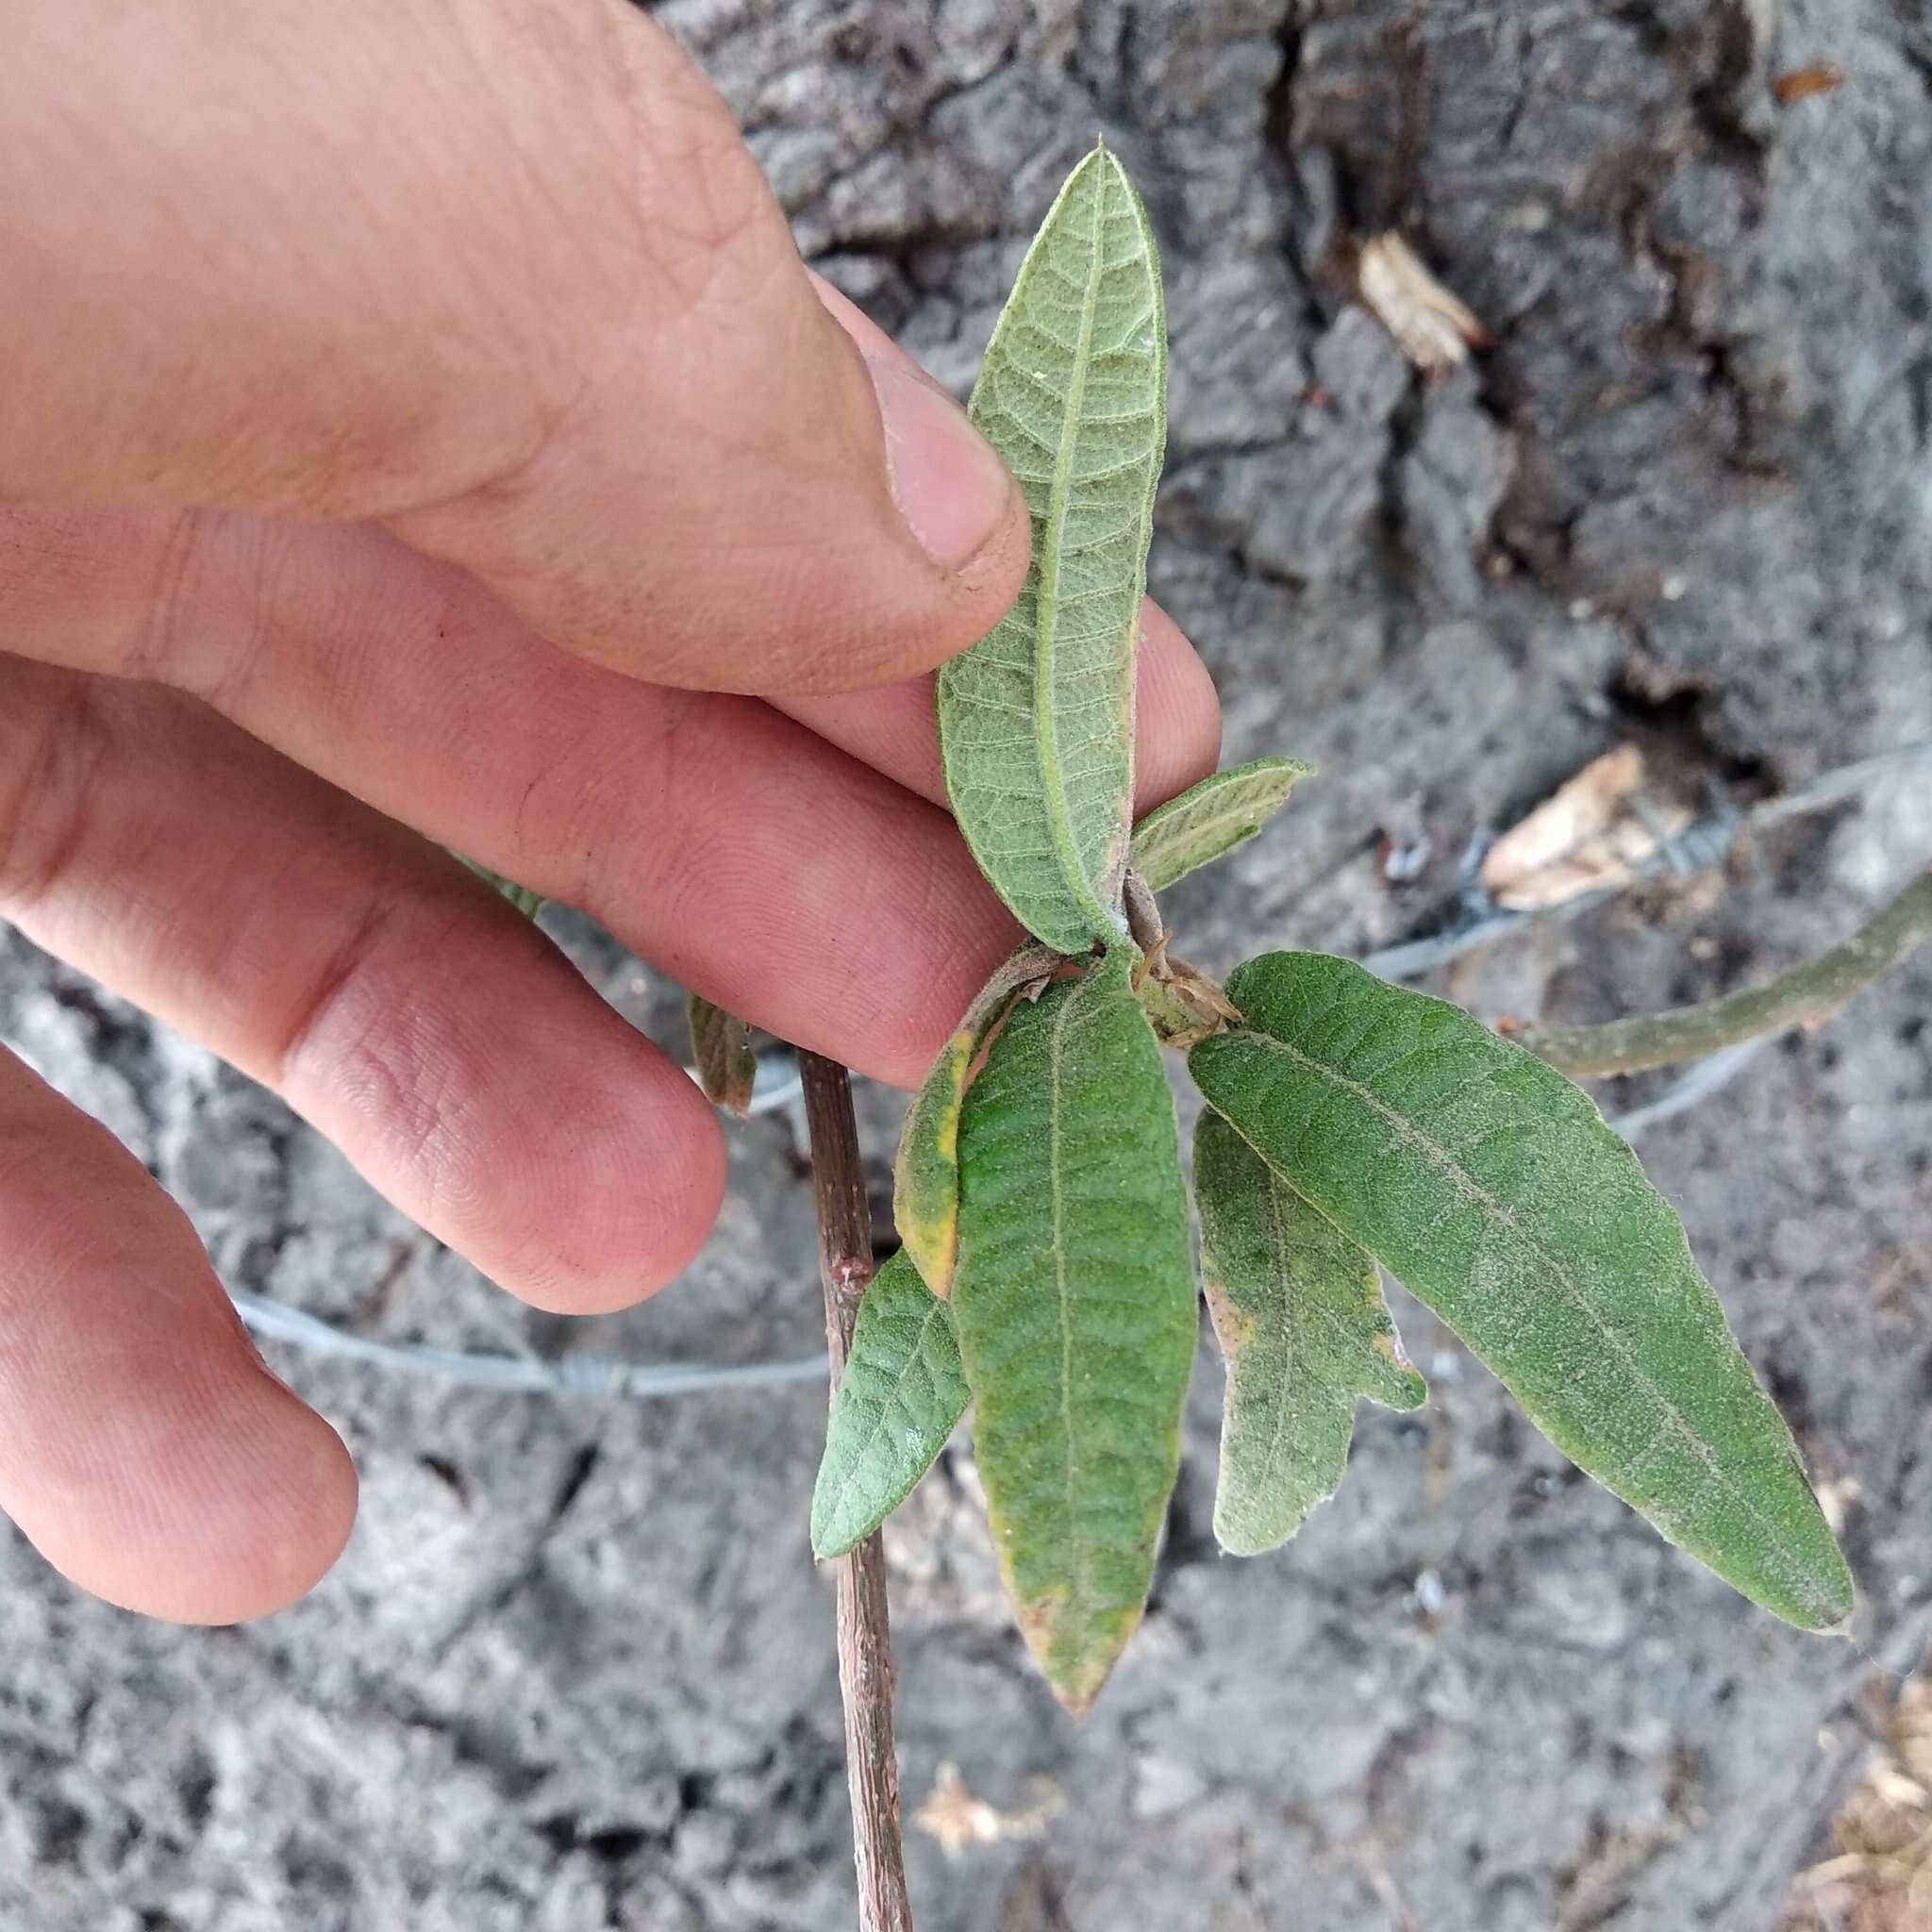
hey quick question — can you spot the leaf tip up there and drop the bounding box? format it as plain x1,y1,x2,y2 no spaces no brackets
1210,1510,1285,1561
1788,1551,1857,1636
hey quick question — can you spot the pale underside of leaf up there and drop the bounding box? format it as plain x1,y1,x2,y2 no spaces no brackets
1189,953,1853,1631
893,943,1061,1297
810,1252,971,1560
1195,1109,1424,1557
1129,758,1314,894
687,995,758,1117
939,144,1169,955
951,953,1198,1712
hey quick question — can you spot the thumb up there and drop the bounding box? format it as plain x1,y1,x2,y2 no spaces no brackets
0,1,1026,694
390,16,1031,696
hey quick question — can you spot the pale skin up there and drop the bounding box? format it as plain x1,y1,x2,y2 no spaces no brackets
0,3,1220,1622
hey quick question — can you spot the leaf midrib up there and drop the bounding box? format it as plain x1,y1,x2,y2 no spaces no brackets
1033,164,1115,940
1047,981,1088,1641
1219,1028,1840,1624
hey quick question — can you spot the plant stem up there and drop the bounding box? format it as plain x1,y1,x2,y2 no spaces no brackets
1513,866,1932,1079
797,1049,915,1932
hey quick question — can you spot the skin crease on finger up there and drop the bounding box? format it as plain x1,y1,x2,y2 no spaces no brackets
0,1046,358,1623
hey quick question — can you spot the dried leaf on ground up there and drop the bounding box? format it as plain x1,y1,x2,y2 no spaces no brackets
1479,744,1692,910
1774,65,1844,105
913,1761,1062,1861
1785,1678,1932,1932
1357,233,1490,376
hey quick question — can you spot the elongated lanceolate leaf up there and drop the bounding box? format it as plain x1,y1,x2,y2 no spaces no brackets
1190,954,1854,1630
810,1252,970,1560
687,996,758,1117
951,952,1197,1711
1130,758,1314,894
894,945,1060,1297
939,144,1168,955
1195,1109,1424,1557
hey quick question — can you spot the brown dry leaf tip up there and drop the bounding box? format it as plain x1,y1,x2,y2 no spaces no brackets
1478,743,1695,911
1774,64,1844,105
1356,233,1491,376
912,1762,1061,1862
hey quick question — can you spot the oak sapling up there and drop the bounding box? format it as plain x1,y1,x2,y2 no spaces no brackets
806,141,1855,1725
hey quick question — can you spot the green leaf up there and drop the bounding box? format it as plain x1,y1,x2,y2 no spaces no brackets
939,142,1168,955
456,855,545,920
1129,758,1314,893
894,945,1060,1297
810,1252,970,1560
951,951,1197,1711
688,996,758,1118
1195,1109,1425,1557
1190,954,1854,1631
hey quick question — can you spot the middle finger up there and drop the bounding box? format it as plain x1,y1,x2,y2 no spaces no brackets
3,506,1029,1083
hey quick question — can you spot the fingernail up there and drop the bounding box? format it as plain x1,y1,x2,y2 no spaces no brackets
866,358,1015,571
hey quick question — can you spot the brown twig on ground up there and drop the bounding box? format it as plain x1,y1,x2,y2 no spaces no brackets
797,1049,915,1932
1510,867,1932,1079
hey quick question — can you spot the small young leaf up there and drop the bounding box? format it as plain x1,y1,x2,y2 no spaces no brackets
1195,1109,1424,1557
687,996,758,1118
939,143,1169,955
952,951,1197,1712
1190,954,1854,1631
1129,758,1314,893
810,1252,970,1560
894,945,1060,1296
456,855,545,920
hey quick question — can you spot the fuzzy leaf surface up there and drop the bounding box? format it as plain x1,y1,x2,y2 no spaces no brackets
939,144,1168,953
809,1252,970,1560
1129,758,1313,893
952,953,1197,1710
688,996,758,1117
1190,954,1853,1630
1195,1109,1424,1556
894,945,1059,1297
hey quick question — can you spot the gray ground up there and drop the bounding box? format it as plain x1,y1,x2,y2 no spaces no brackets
5,2,1931,1927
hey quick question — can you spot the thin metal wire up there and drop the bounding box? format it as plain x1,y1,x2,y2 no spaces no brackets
230,1290,828,1396
1603,1040,1768,1141
230,1046,821,1397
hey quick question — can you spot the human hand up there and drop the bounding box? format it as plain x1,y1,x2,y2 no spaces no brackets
0,3,1219,1622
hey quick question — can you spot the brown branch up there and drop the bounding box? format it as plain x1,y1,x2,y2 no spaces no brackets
797,1049,915,1932
1511,866,1932,1079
